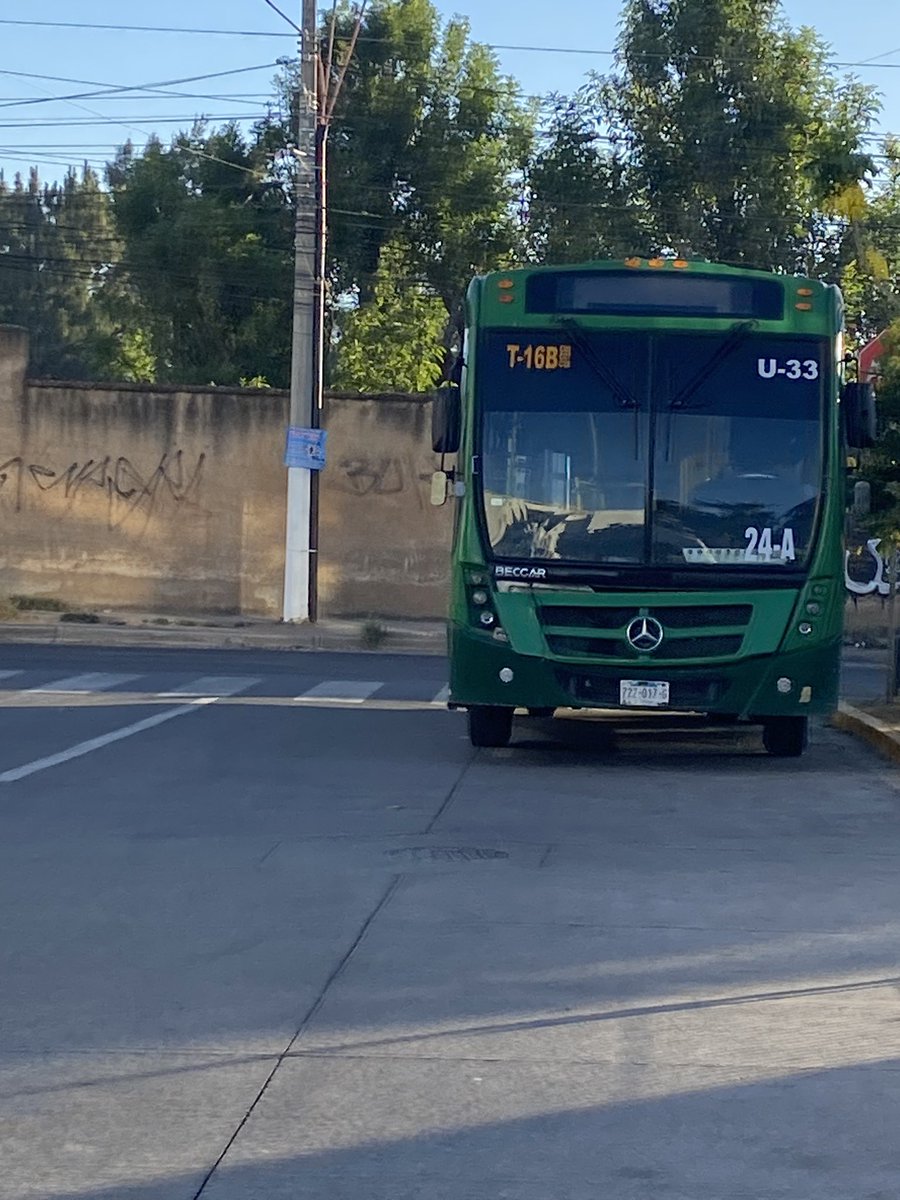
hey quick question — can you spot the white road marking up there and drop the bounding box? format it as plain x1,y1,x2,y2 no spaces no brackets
431,685,450,705
0,699,215,784
29,673,140,694
156,676,261,698
295,680,383,703
0,671,23,682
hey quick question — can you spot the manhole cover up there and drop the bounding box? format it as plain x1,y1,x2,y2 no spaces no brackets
385,846,509,863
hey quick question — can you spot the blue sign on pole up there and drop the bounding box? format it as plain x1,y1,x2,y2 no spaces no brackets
284,426,327,471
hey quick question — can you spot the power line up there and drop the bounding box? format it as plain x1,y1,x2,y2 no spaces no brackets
0,18,294,38
338,33,900,72
261,1,301,36
0,64,281,90
0,17,899,75
0,94,274,104
0,116,271,130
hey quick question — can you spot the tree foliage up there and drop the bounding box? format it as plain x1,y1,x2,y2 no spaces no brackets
0,166,120,377
104,124,294,386
319,0,533,375
330,239,446,392
525,0,881,275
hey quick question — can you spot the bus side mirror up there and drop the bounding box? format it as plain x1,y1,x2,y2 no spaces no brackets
430,470,449,507
432,384,461,454
842,381,877,449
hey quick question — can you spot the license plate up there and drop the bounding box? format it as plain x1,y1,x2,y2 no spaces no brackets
620,680,670,707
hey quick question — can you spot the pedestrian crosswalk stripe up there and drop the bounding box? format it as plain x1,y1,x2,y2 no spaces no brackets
157,676,261,698
29,672,140,694
296,680,383,703
431,685,450,705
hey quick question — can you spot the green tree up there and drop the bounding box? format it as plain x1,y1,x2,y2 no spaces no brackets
321,0,534,381
841,137,900,342
0,165,120,377
525,91,646,263
528,0,880,273
330,240,446,392
104,123,294,386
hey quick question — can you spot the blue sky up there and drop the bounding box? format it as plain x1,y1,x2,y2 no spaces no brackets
0,0,898,184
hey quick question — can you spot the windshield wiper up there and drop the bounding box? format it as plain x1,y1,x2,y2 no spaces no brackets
557,317,642,458
667,320,757,410
556,317,640,410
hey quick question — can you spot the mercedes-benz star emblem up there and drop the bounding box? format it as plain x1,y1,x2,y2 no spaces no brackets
626,616,664,653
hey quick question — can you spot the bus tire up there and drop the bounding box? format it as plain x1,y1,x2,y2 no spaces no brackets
762,716,808,758
468,706,514,748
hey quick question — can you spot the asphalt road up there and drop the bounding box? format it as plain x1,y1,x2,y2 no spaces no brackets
2,643,900,1199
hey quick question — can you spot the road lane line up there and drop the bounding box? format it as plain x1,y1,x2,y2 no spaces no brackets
156,676,260,698
28,672,140,694
0,698,216,784
295,680,383,703
0,671,23,682
431,685,450,705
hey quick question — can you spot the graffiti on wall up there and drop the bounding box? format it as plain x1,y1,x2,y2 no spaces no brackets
845,538,900,597
335,453,433,503
0,449,206,528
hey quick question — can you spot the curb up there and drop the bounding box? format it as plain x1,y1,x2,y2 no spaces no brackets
831,702,900,764
0,620,447,656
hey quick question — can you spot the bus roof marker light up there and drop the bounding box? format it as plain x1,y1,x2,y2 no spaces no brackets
498,278,515,289
499,294,516,305
673,260,689,269
648,257,666,269
624,257,642,268
796,302,813,311
797,287,814,296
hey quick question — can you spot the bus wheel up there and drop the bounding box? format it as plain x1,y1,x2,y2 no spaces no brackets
762,716,808,758
468,706,514,748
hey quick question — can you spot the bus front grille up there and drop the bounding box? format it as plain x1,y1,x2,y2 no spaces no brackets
546,634,744,661
539,603,752,630
538,602,752,663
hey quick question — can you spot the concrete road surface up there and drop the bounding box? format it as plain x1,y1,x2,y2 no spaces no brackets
2,644,900,1199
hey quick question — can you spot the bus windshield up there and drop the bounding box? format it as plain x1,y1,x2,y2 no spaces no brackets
479,329,825,569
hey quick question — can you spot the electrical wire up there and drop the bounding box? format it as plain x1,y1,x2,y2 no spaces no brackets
261,0,301,35
0,18,294,38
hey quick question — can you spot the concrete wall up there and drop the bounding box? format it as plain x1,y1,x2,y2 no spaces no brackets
0,327,451,618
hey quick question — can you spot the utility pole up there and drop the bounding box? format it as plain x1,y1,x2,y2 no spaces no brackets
282,0,368,622
282,0,319,622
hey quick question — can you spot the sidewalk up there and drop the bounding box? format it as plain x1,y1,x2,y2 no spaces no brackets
0,609,447,655
832,701,900,765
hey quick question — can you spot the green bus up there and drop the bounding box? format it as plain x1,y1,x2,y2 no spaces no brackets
432,258,875,757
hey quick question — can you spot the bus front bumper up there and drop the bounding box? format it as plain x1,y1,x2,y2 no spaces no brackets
448,624,840,718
